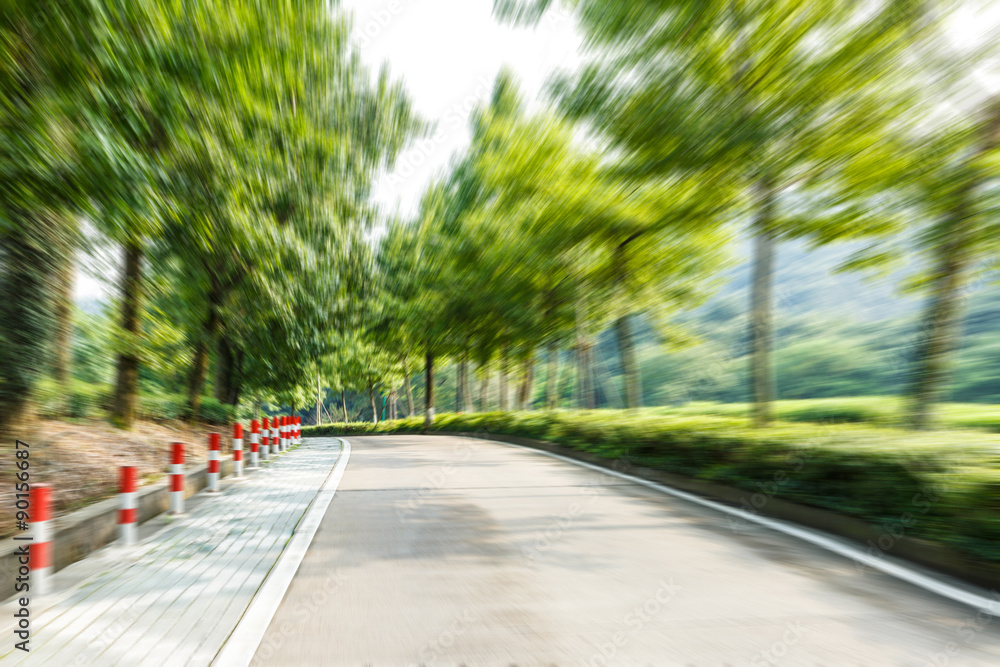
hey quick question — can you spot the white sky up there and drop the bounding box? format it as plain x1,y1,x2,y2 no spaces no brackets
340,0,583,221
75,0,999,302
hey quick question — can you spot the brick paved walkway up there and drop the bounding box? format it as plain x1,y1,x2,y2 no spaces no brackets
0,437,343,667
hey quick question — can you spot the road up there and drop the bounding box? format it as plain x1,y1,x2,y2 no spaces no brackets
254,435,1000,666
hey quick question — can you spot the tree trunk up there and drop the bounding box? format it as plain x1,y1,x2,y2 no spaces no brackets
52,240,75,417
230,347,243,407
112,242,143,429
0,211,60,431
214,334,233,403
479,371,488,412
577,338,595,410
315,370,322,426
214,336,244,406
749,194,777,427
462,360,473,412
909,249,968,430
425,351,435,426
499,349,510,411
341,388,348,422
908,102,1000,429
517,355,535,410
404,374,415,416
186,286,221,420
546,343,560,410
617,313,642,409
457,357,473,412
369,379,378,424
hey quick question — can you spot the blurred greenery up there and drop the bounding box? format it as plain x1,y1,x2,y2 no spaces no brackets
2,1,1000,465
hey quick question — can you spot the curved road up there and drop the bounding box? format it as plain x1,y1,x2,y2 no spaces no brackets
254,435,1000,666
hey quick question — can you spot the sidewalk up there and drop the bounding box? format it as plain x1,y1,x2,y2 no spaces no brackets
0,437,343,666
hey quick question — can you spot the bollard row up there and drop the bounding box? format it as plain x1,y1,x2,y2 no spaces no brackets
28,413,307,595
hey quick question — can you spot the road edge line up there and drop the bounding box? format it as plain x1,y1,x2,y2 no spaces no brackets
484,437,1000,616
212,437,352,666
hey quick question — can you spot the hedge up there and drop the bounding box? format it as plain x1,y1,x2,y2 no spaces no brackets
304,410,1000,563
657,398,1000,432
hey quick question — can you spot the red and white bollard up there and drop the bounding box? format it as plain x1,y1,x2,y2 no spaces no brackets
119,466,138,546
261,417,270,460
233,423,244,478
271,416,280,454
170,443,185,514
30,484,53,596
295,416,301,445
208,433,221,492
250,420,260,468
279,416,287,453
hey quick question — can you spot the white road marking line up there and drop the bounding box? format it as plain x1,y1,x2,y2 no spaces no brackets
487,437,1000,616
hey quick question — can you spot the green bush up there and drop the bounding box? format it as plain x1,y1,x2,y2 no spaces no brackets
653,398,1000,432
35,379,110,419
139,392,185,421
193,396,235,425
304,410,1000,563
780,402,891,425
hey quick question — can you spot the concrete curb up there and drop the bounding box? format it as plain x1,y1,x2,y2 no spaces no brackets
2,458,245,598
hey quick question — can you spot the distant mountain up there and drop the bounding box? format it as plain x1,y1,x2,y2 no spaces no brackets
76,298,106,316
710,239,921,323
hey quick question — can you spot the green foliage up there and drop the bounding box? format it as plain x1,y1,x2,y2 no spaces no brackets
138,392,185,422
36,379,111,420
653,397,1000,433
192,396,236,425
72,310,116,385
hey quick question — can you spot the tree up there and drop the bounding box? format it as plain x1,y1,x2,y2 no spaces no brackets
497,0,947,424
0,0,96,428
905,99,1000,428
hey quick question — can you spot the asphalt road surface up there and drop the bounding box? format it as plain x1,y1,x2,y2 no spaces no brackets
253,435,1000,666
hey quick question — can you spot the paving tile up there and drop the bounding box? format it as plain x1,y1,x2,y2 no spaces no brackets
0,438,341,667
